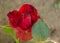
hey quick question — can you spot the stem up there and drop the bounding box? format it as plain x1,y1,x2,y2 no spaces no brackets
13,36,20,43
38,39,42,43
38,40,42,43
38,36,42,43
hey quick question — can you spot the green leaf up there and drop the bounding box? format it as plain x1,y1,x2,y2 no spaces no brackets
2,25,14,36
2,25,20,43
32,19,49,41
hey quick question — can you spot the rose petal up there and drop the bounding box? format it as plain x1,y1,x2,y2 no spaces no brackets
16,29,32,41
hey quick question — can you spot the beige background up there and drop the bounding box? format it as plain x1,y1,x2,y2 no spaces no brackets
0,0,60,43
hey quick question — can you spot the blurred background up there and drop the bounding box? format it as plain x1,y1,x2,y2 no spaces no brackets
0,0,60,43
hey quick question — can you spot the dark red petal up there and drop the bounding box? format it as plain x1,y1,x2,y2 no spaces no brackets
7,10,17,27
7,10,21,29
7,10,18,18
19,4,40,23
19,4,32,13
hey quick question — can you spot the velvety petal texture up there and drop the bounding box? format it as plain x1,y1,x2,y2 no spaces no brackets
7,4,40,41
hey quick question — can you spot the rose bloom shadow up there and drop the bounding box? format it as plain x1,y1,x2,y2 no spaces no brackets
7,4,40,41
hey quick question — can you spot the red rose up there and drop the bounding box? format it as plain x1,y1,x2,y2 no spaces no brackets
7,4,40,41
